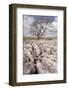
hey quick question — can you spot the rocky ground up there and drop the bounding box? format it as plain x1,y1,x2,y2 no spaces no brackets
23,39,57,75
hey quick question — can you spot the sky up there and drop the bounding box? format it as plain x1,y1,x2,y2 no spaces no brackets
23,15,57,37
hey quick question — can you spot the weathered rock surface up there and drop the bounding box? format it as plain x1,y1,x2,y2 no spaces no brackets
23,39,57,74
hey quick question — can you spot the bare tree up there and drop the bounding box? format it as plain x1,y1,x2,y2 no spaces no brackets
30,19,57,40
30,20,47,40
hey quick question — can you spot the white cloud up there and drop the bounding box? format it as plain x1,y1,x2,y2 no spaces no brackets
46,17,57,31
23,16,57,37
44,17,57,37
24,16,35,25
24,16,35,36
52,17,57,30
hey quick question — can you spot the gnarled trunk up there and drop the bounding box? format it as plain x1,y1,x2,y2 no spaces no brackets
37,35,40,40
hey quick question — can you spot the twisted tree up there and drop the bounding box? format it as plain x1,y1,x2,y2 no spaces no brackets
30,20,47,40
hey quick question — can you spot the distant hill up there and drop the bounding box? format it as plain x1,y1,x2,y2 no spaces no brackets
23,36,57,40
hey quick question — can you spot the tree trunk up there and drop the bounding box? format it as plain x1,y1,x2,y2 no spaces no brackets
37,36,40,40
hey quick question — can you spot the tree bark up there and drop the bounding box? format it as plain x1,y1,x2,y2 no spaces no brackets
37,35,40,40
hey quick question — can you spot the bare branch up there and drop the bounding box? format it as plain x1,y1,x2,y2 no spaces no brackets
30,20,47,40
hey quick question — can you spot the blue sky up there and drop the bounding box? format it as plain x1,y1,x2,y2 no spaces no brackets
23,15,57,37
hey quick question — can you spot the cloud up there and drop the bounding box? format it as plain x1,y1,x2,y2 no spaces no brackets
23,16,57,37
44,17,57,37
47,17,57,31
24,16,35,25
23,16,35,36
51,17,57,31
